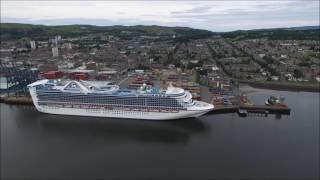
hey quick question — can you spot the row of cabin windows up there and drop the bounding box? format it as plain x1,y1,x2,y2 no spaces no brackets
38,96,183,107
38,102,184,110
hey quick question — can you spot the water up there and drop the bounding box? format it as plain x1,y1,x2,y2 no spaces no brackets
1,87,319,179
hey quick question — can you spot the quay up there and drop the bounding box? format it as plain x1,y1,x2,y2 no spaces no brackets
210,105,238,114
239,104,290,114
207,78,291,116
0,96,33,105
210,104,291,115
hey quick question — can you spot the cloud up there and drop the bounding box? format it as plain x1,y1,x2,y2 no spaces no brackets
1,1,319,32
171,6,213,14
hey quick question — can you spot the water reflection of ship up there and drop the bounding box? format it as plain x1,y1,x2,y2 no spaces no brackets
38,115,209,144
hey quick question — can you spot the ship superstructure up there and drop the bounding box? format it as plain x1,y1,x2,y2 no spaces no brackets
28,79,213,120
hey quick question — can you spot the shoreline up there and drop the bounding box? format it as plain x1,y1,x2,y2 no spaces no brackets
238,80,320,92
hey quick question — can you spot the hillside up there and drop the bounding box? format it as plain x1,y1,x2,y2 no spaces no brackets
1,23,319,41
0,23,214,41
222,27,320,40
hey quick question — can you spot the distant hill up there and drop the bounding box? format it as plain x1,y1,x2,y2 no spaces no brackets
289,26,320,31
0,23,319,41
222,26,320,40
0,23,214,41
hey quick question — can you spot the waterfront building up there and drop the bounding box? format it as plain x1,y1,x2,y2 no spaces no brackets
52,47,59,57
30,40,36,49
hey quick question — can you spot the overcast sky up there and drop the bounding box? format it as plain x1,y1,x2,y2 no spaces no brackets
1,1,319,32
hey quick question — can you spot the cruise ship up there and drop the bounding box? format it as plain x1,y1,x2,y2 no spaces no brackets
27,79,214,120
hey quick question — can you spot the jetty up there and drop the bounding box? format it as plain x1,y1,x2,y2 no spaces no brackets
210,104,291,116
0,96,33,105
239,104,290,114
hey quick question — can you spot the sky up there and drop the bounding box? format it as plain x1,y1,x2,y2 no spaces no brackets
1,0,319,32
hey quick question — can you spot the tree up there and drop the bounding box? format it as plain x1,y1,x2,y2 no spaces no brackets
293,69,303,78
174,61,181,68
125,51,131,56
263,56,274,64
198,69,208,76
195,71,200,83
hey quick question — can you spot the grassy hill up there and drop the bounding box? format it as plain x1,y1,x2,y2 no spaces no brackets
0,23,214,41
221,27,320,40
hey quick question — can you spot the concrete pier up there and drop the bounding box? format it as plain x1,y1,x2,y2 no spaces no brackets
1,96,33,105
210,104,291,115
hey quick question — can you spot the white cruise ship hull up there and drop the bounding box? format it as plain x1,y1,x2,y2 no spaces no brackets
33,105,212,120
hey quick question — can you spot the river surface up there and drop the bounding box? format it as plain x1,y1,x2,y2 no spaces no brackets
1,87,319,179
